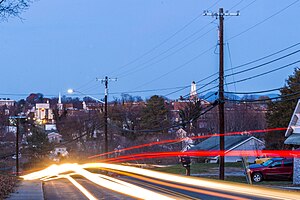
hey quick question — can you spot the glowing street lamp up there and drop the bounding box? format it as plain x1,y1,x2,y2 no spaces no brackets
67,89,104,104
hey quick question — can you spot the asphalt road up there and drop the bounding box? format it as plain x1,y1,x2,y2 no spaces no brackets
43,175,278,200
44,178,134,200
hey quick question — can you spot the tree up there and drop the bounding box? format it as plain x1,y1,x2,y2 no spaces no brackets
26,93,44,105
109,95,143,140
0,0,31,21
179,99,202,133
266,68,300,149
140,95,170,132
26,125,52,159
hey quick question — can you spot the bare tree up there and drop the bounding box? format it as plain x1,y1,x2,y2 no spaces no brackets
0,0,31,21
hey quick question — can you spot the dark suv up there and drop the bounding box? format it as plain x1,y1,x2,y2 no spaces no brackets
248,158,293,182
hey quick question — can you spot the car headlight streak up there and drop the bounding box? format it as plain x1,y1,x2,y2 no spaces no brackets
22,163,300,200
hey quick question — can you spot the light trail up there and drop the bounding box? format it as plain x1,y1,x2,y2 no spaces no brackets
22,164,176,200
107,169,249,200
88,127,286,159
105,150,299,163
83,163,300,200
22,161,300,200
66,175,98,200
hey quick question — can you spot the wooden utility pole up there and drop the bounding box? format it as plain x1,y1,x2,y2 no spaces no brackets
203,8,239,180
9,116,26,176
219,8,225,180
104,76,108,157
16,118,19,175
99,76,117,158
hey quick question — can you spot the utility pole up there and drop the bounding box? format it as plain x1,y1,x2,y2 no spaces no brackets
9,116,26,176
98,76,117,157
203,8,239,180
16,118,19,175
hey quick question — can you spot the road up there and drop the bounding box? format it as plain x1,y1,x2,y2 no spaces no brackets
44,178,134,200
24,163,299,200
43,175,289,200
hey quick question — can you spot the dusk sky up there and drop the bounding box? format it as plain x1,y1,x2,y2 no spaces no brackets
1,0,299,101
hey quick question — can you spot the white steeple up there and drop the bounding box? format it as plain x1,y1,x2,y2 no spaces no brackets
190,81,197,99
57,92,63,110
58,92,62,104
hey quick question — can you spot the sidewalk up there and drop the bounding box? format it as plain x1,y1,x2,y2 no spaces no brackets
6,180,44,200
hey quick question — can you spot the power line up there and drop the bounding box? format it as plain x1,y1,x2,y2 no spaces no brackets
224,42,300,73
225,90,300,103
225,60,300,86
227,0,300,41
224,87,281,94
117,23,216,79
163,41,300,99
133,45,217,90
108,101,219,134
226,42,237,92
109,0,222,76
225,49,300,78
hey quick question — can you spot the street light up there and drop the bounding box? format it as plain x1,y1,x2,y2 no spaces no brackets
67,89,104,104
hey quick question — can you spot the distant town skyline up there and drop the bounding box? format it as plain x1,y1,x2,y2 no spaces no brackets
0,0,299,101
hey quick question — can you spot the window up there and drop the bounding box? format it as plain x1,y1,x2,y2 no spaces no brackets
271,161,282,168
283,160,293,167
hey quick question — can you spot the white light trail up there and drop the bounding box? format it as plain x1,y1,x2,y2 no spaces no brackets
22,163,300,200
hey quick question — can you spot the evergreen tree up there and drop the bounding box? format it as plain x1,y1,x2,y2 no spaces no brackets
140,95,170,132
266,68,300,149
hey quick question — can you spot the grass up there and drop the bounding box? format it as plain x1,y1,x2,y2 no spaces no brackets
151,163,294,186
152,162,243,174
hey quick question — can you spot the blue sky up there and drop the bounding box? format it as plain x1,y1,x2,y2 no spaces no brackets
1,0,299,101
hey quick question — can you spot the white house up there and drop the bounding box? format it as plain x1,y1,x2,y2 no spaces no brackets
189,134,265,163
47,132,62,143
284,99,300,185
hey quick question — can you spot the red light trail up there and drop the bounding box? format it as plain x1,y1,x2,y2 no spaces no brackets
104,150,299,163
88,127,287,159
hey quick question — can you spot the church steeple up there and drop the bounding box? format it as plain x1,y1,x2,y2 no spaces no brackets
57,92,63,110
190,81,198,100
58,92,62,104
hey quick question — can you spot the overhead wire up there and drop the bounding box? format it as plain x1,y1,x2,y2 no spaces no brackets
117,24,217,78
225,42,300,73
225,60,300,86
171,42,300,99
227,0,300,42
133,45,217,90
225,90,300,103
108,101,219,134
224,49,300,78
162,1,297,99
226,43,237,92
109,0,222,76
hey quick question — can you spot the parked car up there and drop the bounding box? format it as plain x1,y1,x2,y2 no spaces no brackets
248,158,293,182
254,153,280,164
254,157,271,164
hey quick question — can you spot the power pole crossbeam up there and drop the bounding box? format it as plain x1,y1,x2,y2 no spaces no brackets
203,8,239,180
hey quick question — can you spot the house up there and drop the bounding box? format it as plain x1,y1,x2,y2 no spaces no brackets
284,99,300,185
284,99,300,146
189,134,265,163
35,101,54,124
0,98,15,107
50,147,69,162
47,131,62,143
